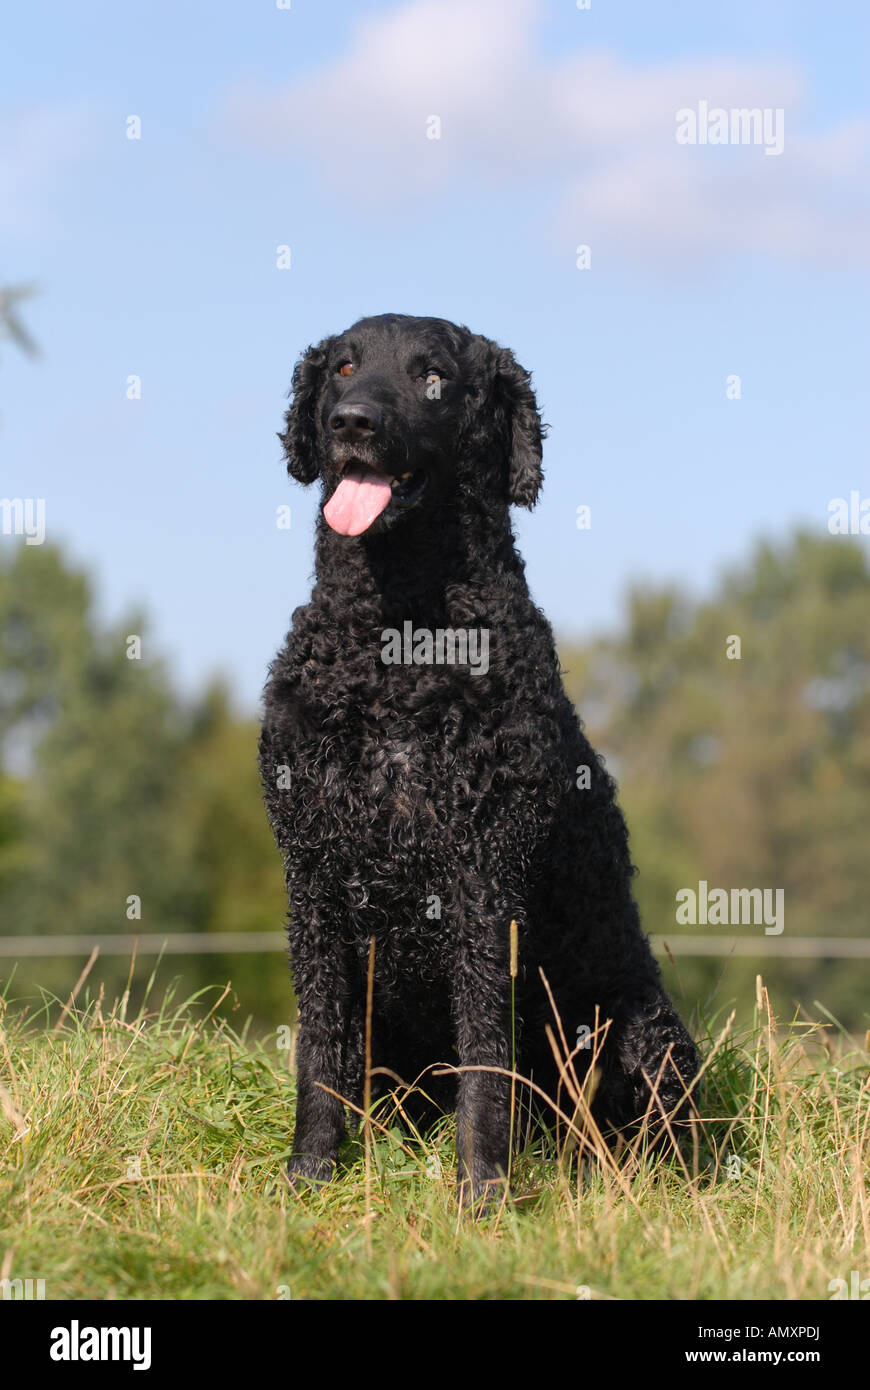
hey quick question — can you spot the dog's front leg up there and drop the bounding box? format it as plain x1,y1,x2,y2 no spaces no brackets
452,904,514,1215
606,988,700,1146
286,930,355,1187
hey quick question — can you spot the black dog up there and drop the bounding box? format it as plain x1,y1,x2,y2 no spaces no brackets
260,314,699,1209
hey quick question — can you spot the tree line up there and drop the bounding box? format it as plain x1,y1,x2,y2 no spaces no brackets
1,531,868,1032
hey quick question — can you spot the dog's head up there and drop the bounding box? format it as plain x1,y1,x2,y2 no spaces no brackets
279,314,545,537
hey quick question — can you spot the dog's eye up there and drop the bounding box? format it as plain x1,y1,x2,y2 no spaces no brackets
337,362,354,377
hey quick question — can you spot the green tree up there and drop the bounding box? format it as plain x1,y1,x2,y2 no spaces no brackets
0,284,39,362
560,533,870,1028
0,543,286,1028
168,681,289,1021
0,544,194,939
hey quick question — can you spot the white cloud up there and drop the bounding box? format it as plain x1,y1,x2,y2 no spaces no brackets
220,0,870,266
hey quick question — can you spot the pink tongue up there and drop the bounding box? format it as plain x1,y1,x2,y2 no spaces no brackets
323,466,393,536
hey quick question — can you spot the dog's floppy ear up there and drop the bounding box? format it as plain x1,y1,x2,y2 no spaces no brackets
495,347,545,508
279,337,334,484
465,337,546,508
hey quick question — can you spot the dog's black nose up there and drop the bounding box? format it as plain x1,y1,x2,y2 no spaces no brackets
328,401,382,442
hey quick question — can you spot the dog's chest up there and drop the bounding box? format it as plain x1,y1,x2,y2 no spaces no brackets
310,701,445,839
268,637,537,909
278,697,456,958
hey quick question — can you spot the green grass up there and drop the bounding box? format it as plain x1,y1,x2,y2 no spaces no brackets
0,968,867,1301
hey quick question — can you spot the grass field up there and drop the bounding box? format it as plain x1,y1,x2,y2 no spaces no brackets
1,965,867,1302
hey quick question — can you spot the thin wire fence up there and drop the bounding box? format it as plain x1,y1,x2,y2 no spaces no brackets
0,933,867,958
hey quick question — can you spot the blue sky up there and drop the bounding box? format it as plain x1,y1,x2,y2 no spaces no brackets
2,0,868,710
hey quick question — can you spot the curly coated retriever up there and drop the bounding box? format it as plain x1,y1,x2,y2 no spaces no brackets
259,313,699,1209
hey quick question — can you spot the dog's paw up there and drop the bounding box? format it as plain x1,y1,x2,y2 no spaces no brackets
457,1174,508,1220
284,1153,336,1191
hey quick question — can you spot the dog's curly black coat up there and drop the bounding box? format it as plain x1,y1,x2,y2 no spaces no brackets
260,314,699,1207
